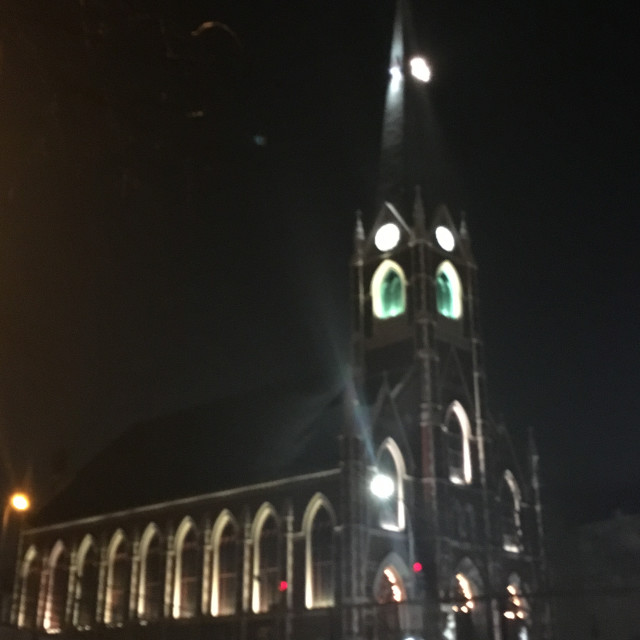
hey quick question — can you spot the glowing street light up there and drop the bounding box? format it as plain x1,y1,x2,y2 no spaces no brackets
9,493,30,512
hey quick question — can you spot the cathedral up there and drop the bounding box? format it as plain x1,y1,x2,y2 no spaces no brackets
10,2,549,639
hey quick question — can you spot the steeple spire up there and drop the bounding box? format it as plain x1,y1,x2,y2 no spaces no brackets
377,0,408,211
376,0,432,216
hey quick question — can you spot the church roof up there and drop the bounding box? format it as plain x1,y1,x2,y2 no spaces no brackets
35,384,343,525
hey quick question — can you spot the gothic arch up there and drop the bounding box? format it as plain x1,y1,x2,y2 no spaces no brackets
251,503,281,613
375,437,406,531
501,470,522,552
503,573,531,639
447,558,487,640
172,517,201,619
137,523,165,620
74,535,99,629
44,540,70,632
371,259,407,319
372,552,413,603
18,545,41,629
372,553,413,639
104,529,131,625
445,401,472,485
211,510,240,616
302,493,337,609
435,260,463,319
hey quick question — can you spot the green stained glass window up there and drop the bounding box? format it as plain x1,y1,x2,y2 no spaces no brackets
371,260,406,319
436,272,454,318
435,261,462,319
380,270,404,318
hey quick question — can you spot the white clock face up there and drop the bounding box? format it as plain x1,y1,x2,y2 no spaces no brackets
374,223,401,252
435,225,455,252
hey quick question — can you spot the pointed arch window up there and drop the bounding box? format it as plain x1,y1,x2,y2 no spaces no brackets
17,546,41,630
371,260,407,319
44,541,70,632
452,572,476,640
138,525,165,622
75,537,99,629
211,514,240,616
502,574,530,639
173,520,202,619
304,498,336,609
445,401,472,485
435,261,462,319
375,438,406,531
105,531,131,625
447,559,488,640
501,470,522,553
373,562,408,640
252,508,281,613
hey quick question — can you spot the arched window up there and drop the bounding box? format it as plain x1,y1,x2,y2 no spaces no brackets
501,470,522,553
371,260,406,319
138,524,165,621
252,506,281,613
18,546,41,629
445,401,472,485
211,512,240,616
173,519,201,619
44,541,69,632
502,574,530,640
448,559,487,640
104,531,131,625
435,261,462,319
375,438,406,531
375,565,406,604
373,560,409,640
75,537,99,629
304,496,336,609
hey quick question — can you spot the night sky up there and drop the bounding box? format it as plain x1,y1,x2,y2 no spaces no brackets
0,0,638,524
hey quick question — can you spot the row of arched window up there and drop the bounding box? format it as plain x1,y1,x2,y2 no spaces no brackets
372,259,463,320
16,496,336,632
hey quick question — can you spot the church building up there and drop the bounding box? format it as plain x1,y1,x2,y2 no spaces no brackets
11,2,549,639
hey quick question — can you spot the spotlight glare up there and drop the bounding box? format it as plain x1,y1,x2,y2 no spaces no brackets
410,56,431,83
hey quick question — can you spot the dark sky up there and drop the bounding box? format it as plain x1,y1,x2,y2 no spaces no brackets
0,0,638,523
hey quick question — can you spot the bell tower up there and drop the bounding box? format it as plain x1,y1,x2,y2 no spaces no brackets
350,0,488,487
346,3,521,639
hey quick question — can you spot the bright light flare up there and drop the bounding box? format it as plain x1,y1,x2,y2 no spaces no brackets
409,56,431,82
370,473,395,499
374,222,401,252
10,492,30,511
389,65,403,92
435,226,455,251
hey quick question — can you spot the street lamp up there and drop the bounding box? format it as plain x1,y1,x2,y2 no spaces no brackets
2,492,31,533
0,491,31,623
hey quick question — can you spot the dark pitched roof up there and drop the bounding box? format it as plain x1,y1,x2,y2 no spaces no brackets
35,384,343,525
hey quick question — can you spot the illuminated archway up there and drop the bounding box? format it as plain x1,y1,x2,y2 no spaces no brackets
435,261,462,319
501,470,522,552
371,260,407,319
445,401,472,484
211,510,240,616
104,529,131,625
302,494,336,609
173,517,201,618
138,523,165,621
44,540,69,632
251,503,281,613
375,438,406,531
18,545,41,629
